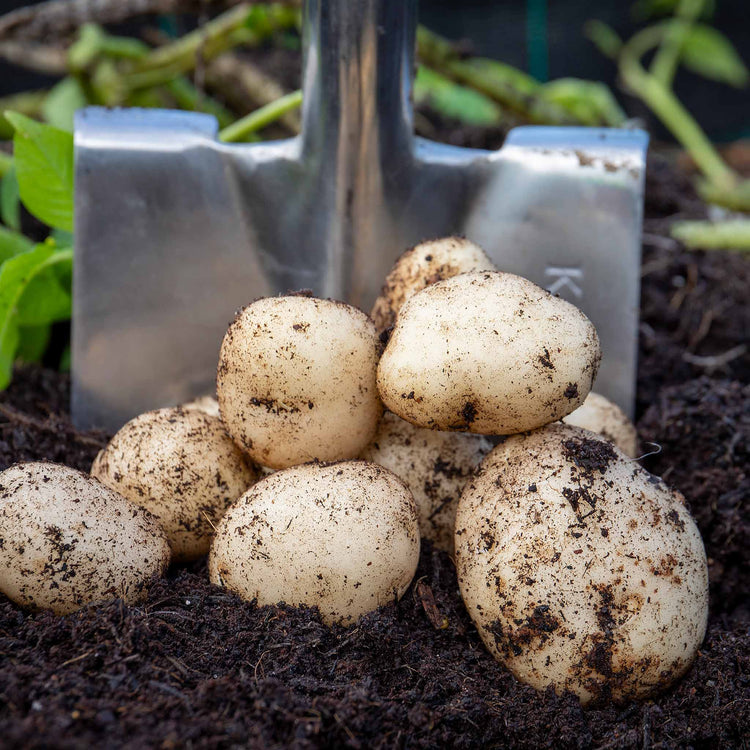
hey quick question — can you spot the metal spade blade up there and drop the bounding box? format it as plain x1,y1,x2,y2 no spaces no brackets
73,0,648,432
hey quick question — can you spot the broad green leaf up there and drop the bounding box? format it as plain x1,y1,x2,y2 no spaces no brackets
680,24,749,88
541,79,627,127
16,324,51,363
51,228,74,246
0,244,73,388
415,66,502,127
17,266,72,326
42,77,88,132
0,225,34,262
0,165,21,231
5,112,74,232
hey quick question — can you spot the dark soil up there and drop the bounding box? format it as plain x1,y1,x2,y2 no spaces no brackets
1,159,748,747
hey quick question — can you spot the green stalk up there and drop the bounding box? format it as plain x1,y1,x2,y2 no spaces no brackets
164,78,235,128
650,0,705,88
219,89,302,142
0,91,46,138
619,25,737,193
671,219,750,251
416,27,576,125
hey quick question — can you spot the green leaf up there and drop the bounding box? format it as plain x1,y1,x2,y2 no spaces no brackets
5,112,74,232
0,165,21,231
680,24,749,87
414,66,503,127
0,244,73,388
0,225,34,262
16,324,51,363
42,77,88,132
17,265,72,326
541,79,627,127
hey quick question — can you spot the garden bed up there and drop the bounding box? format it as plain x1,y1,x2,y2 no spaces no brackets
0,152,748,748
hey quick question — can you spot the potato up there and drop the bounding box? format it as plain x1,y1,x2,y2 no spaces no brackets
377,271,600,435
217,296,383,469
182,394,220,418
92,407,259,562
0,462,169,614
360,411,492,552
371,236,496,331
209,461,420,625
563,391,638,458
455,423,709,705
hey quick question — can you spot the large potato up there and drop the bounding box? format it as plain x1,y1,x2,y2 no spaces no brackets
217,296,383,469
92,407,259,562
360,411,492,552
563,391,638,458
370,237,496,332
377,271,600,434
209,461,420,625
0,462,169,614
455,423,708,705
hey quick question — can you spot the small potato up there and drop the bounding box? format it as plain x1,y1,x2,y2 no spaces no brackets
455,423,708,705
217,296,383,469
182,394,220,418
209,461,420,626
563,391,638,458
361,411,492,552
92,407,259,562
0,462,169,614
377,271,600,435
371,236,496,331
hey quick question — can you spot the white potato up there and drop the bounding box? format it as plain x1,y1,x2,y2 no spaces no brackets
563,391,638,458
92,407,259,562
217,296,383,469
0,462,169,614
209,461,420,626
455,423,708,705
377,271,600,435
371,236,496,331
360,411,492,552
182,394,220,418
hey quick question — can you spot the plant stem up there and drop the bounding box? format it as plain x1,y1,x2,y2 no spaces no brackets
165,77,235,128
619,25,737,193
219,89,301,142
671,219,750,251
650,0,705,88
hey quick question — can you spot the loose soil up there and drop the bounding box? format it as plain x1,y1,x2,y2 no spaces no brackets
1,157,748,747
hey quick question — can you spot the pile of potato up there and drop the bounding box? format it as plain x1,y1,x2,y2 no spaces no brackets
0,237,707,705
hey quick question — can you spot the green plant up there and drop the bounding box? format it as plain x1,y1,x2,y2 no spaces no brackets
0,114,74,386
586,0,749,213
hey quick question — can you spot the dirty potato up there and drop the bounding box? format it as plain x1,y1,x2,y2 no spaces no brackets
0,462,170,614
370,236,496,331
361,411,492,552
455,423,708,705
217,296,383,469
92,407,259,562
563,391,638,458
209,461,420,626
377,271,600,434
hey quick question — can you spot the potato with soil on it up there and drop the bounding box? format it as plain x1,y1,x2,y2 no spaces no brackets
563,391,638,458
377,271,600,435
360,411,492,552
0,462,170,615
209,461,420,626
217,296,383,469
455,423,708,705
370,236,496,332
92,407,260,562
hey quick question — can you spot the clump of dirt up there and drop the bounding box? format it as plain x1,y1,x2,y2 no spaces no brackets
638,377,749,617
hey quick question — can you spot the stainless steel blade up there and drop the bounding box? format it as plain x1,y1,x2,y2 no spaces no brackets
73,0,648,432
